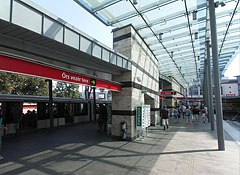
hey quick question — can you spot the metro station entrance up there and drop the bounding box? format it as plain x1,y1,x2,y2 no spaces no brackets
0,53,122,135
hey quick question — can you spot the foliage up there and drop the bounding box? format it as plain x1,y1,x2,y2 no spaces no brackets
0,72,48,96
54,81,82,98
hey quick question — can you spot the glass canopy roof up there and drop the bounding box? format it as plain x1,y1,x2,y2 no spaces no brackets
74,0,240,87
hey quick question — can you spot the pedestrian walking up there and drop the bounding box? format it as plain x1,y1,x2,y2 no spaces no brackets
185,106,191,124
201,106,207,123
192,105,200,125
161,106,169,130
97,104,107,132
182,105,186,119
173,107,178,124
177,106,182,123
204,106,208,122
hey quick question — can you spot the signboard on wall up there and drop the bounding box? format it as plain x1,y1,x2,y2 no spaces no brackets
98,93,105,99
226,94,235,96
0,54,122,91
160,91,176,95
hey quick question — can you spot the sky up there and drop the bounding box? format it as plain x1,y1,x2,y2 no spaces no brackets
30,0,239,79
224,53,240,79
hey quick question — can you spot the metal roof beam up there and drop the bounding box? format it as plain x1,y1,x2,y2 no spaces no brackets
145,18,239,40
219,0,240,57
135,2,207,30
137,3,238,31
142,18,206,39
148,27,240,47
73,0,110,25
109,0,178,25
92,0,122,12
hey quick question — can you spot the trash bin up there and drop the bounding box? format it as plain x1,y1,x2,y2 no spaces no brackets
160,118,163,126
120,122,127,140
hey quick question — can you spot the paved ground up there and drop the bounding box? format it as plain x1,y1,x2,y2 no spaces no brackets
0,117,239,175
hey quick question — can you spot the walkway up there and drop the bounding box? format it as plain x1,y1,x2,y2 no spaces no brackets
0,118,239,175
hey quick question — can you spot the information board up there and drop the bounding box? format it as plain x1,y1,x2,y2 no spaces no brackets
136,105,151,130
136,106,142,130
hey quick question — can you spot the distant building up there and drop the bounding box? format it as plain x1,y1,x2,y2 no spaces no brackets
221,78,239,97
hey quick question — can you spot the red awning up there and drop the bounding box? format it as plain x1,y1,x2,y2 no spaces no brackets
0,54,122,91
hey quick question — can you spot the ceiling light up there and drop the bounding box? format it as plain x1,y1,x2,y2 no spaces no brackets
134,76,141,82
192,10,197,20
159,33,163,40
194,32,198,39
220,2,226,7
133,0,138,5
171,51,174,57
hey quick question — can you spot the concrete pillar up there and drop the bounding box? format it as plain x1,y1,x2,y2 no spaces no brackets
112,25,159,140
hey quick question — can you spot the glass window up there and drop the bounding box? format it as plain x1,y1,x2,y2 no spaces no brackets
110,53,117,65
92,43,102,58
102,49,110,62
80,37,92,54
117,56,123,67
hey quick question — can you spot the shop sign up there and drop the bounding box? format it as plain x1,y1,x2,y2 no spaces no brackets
160,91,176,95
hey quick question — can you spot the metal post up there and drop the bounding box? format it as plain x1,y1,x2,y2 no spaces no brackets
161,81,164,109
204,60,208,107
204,60,208,117
48,80,53,129
93,87,96,122
209,0,225,150
206,40,215,131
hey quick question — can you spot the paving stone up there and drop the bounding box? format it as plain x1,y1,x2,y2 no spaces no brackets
0,118,239,175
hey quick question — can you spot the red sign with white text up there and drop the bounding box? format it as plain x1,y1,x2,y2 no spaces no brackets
160,91,176,95
226,94,235,97
159,96,165,100
0,54,122,91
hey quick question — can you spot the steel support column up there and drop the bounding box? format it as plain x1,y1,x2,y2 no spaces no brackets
93,87,96,122
47,79,53,129
206,40,215,130
203,60,208,107
205,59,210,123
209,0,225,150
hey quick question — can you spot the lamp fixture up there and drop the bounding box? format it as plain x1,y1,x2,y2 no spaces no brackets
215,1,226,7
134,77,141,82
194,32,198,39
192,10,197,20
159,33,163,40
133,0,138,5
220,2,226,7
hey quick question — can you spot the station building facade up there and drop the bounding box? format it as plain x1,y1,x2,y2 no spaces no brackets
0,0,186,140
111,25,160,139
